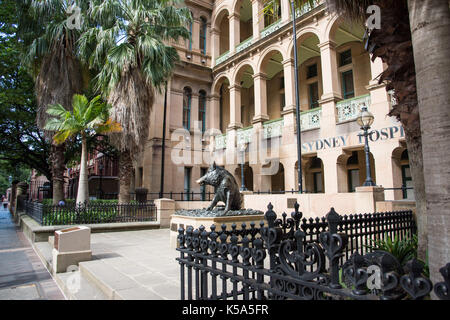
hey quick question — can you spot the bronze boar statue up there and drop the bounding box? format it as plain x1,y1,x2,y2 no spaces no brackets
196,162,241,214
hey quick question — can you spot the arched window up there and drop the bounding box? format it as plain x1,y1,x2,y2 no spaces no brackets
199,90,207,133
183,87,192,130
200,17,207,54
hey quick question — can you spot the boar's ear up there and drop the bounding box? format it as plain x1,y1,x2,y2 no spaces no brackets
211,161,216,169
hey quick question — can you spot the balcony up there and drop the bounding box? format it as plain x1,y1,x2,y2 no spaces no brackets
214,133,227,149
235,37,254,54
215,51,230,66
214,1,321,67
260,20,283,39
300,107,321,131
336,94,371,123
263,118,284,139
237,126,253,145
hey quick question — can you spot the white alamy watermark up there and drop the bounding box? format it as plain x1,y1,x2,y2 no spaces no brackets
366,5,381,31
66,5,82,30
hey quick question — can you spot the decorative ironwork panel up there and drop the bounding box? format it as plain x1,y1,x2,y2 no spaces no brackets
237,126,253,145
336,94,371,123
263,118,284,139
177,202,447,300
236,37,253,54
300,107,321,131
215,51,230,66
260,20,283,39
295,0,320,18
214,133,227,149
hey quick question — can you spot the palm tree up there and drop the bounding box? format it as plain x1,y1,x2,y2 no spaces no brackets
17,0,90,204
406,0,450,289
44,94,121,205
78,0,191,203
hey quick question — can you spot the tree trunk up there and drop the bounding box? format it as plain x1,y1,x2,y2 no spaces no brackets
408,0,450,293
51,143,65,205
118,151,133,203
403,125,427,260
76,135,89,205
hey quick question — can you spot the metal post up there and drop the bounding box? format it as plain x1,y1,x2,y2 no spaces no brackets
160,82,168,198
362,126,376,186
240,148,247,191
291,1,303,194
99,163,103,199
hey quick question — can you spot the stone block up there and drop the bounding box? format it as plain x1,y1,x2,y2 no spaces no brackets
54,226,91,253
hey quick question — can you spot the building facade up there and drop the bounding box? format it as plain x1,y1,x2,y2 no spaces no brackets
134,0,413,202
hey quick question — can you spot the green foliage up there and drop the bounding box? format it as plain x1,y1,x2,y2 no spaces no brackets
79,0,192,95
44,94,121,145
42,209,119,225
367,233,419,265
0,0,52,179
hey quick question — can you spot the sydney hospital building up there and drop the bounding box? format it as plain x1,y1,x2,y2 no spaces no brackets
82,0,415,215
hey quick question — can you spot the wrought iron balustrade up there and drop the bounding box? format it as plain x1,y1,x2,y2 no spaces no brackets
24,200,156,226
300,107,321,131
214,133,227,149
237,126,254,145
177,202,449,300
215,51,230,66
336,94,371,123
235,37,253,53
263,118,284,139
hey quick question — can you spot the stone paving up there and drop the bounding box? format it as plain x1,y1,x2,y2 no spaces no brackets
76,228,181,299
0,203,65,300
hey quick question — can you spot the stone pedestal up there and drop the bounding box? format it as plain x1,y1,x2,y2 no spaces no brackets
169,214,265,248
52,226,92,273
154,198,176,228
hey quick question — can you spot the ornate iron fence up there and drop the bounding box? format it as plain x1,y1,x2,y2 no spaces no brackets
176,203,449,300
24,201,157,226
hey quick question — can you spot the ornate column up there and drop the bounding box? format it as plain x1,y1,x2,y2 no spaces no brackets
281,58,296,143
252,73,269,125
209,94,221,131
281,0,291,23
318,40,341,137
229,13,240,54
229,84,243,129
211,28,220,65
252,0,264,40
190,92,199,132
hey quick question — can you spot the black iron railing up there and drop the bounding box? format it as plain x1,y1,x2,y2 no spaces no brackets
176,203,448,300
24,201,157,226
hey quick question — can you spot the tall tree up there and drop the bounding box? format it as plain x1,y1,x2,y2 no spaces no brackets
79,0,191,203
45,94,121,204
17,0,89,204
0,0,52,180
407,0,450,290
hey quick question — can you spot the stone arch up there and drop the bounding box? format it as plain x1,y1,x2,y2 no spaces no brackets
257,46,287,74
212,7,230,30
212,74,231,95
323,14,342,43
286,27,322,56
232,61,256,85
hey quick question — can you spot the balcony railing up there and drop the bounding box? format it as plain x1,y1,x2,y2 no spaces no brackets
263,118,284,139
295,0,320,18
260,19,283,39
235,37,253,54
215,50,230,66
336,94,371,123
214,2,320,67
237,126,253,145
214,133,227,150
300,107,321,131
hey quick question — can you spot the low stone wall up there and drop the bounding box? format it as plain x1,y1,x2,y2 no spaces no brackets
174,201,211,210
243,187,386,218
376,200,416,214
18,211,160,243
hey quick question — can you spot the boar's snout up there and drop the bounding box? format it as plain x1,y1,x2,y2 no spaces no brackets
196,177,205,185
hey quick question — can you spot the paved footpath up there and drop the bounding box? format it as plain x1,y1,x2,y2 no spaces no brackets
0,203,65,300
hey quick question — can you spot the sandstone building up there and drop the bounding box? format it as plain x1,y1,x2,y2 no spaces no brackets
125,0,413,202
